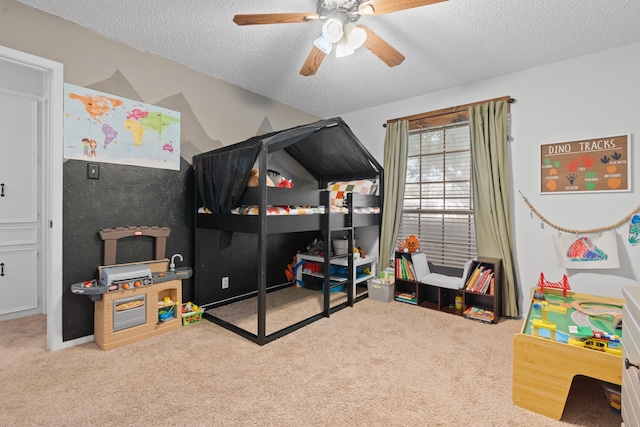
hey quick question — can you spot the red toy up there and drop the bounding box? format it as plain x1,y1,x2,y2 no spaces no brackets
277,178,293,188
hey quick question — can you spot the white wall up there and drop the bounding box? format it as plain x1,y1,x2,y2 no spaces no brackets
342,42,640,317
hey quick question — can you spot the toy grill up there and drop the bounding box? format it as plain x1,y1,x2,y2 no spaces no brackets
99,264,153,292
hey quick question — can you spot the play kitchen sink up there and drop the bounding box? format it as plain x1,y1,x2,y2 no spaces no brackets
152,266,193,284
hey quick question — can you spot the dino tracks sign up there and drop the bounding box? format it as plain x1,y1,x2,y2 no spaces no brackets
540,134,630,194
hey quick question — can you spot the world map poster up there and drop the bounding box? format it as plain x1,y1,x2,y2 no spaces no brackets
63,83,181,170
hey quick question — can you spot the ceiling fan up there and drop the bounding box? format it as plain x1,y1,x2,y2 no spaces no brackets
233,0,447,76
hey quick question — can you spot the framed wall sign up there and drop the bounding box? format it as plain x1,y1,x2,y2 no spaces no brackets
540,134,631,194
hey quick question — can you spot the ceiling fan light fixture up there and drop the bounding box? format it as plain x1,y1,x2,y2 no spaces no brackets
357,3,375,15
335,37,354,58
313,35,333,55
321,18,344,43
343,23,367,50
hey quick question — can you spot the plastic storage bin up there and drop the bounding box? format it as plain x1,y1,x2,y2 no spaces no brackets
333,238,356,255
368,279,395,303
181,303,204,326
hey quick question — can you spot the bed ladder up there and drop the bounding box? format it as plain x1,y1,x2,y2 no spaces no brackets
322,192,356,316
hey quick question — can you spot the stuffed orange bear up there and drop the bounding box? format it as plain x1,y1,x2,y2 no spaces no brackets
247,168,274,187
398,235,419,253
405,235,419,252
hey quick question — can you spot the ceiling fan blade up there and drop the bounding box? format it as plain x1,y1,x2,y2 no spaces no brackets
359,25,405,67
233,13,318,26
359,0,447,15
300,46,326,76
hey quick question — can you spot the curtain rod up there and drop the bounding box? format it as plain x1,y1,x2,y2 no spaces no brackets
382,96,515,127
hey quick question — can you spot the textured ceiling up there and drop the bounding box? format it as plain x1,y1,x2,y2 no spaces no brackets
15,0,640,118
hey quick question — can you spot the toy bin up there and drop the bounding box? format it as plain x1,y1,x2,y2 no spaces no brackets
367,279,395,303
602,383,621,414
302,261,322,274
333,238,355,255
181,303,204,326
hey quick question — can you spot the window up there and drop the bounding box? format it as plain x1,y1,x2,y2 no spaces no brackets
398,121,476,269
390,97,509,269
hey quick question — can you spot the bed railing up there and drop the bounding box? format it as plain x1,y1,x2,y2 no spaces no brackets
238,187,324,207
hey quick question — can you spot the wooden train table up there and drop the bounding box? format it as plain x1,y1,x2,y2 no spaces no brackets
512,287,624,420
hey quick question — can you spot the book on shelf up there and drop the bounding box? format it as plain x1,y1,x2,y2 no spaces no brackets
396,292,417,304
465,264,484,290
480,271,494,293
474,269,493,293
463,306,494,323
464,262,495,294
395,256,416,281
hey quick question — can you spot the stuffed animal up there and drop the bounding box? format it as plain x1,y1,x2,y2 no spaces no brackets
307,238,324,256
247,168,275,187
398,235,420,253
277,178,293,188
284,252,299,283
405,235,420,252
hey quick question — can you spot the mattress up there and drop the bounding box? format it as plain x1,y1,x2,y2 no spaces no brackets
197,206,380,215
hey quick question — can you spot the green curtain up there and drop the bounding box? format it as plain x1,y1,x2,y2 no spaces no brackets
469,101,519,317
379,120,408,269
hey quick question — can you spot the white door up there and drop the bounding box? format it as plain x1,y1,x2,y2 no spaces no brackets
0,87,40,316
0,45,64,351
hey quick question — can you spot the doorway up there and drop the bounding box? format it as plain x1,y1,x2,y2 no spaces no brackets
0,45,63,350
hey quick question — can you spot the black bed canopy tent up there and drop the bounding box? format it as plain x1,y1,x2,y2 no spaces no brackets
192,117,384,345
193,117,383,215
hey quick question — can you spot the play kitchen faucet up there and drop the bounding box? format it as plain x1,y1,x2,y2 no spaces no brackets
170,253,183,271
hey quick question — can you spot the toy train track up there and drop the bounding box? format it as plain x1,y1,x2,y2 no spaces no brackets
571,299,623,329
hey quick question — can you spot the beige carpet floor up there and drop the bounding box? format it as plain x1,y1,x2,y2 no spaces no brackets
0,296,623,426
207,285,368,336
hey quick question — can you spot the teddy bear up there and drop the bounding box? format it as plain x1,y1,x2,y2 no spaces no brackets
247,168,274,187
397,235,419,253
405,235,420,252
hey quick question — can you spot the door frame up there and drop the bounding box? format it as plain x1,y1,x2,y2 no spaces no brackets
0,45,64,351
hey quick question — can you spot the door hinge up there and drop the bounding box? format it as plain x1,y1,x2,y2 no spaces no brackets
49,220,53,228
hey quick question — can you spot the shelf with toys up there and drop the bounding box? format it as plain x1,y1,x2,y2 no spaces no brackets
394,235,501,323
295,252,377,292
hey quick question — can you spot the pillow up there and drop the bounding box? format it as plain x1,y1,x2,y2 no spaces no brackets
411,252,430,278
327,179,376,207
461,260,474,284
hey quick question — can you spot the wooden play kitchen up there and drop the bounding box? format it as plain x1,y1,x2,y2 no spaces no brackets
71,226,192,350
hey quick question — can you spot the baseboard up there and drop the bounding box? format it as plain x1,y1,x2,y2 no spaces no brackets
61,334,94,349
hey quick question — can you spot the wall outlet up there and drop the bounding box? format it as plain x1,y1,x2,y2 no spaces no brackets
222,276,229,289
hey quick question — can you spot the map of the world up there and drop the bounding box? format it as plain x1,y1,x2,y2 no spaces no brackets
63,83,181,170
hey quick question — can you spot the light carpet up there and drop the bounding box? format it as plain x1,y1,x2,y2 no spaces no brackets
0,297,623,426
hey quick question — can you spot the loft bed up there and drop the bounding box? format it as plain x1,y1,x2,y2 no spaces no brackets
192,117,383,345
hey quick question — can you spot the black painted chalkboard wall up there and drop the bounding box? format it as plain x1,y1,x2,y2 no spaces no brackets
62,158,194,341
